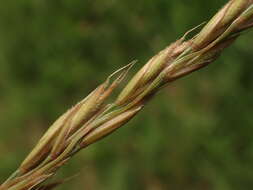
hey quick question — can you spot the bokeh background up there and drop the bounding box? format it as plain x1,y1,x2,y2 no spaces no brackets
0,0,253,189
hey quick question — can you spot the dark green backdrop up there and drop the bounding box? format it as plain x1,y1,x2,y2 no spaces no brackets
0,0,253,189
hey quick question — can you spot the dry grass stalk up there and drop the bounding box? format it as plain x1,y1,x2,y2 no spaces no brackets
1,0,253,189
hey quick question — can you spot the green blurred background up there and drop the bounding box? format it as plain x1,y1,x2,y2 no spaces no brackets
0,0,253,189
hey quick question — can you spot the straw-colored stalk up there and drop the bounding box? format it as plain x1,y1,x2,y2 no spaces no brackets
1,0,253,189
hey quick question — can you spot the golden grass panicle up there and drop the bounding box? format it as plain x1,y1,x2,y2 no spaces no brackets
1,1,253,190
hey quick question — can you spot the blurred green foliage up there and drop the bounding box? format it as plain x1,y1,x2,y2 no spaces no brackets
0,0,253,189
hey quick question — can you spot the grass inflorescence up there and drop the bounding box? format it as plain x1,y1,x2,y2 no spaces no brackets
1,0,253,189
